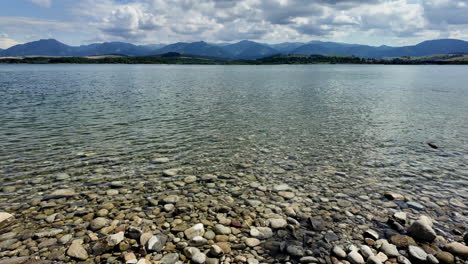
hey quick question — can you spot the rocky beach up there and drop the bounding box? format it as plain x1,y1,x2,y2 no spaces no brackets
1,65,467,264
1,151,467,264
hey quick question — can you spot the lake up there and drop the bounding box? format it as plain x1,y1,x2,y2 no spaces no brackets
0,64,467,262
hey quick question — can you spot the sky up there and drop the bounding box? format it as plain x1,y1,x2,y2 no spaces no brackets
1,0,468,49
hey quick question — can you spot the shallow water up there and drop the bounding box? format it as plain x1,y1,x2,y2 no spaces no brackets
0,64,467,260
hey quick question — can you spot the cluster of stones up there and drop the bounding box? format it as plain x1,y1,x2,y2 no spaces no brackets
330,214,468,264
0,161,467,264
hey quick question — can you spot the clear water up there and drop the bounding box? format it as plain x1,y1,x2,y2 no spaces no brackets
0,64,467,229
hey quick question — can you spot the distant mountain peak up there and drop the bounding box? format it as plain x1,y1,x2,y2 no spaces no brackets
1,38,467,59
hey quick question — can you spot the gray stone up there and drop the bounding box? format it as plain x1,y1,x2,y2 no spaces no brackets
380,242,399,257
375,252,388,263
250,227,273,239
67,239,88,260
407,216,436,242
210,244,223,257
184,247,200,258
408,245,428,262
35,228,63,238
245,237,260,247
147,234,168,252
269,218,287,229
367,256,383,264
163,169,179,176
397,256,412,264
214,224,231,235
184,223,205,240
287,245,304,257
90,217,109,231
364,229,379,240
348,250,365,264
59,234,73,244
163,195,180,203
273,184,290,191
160,253,179,264
332,245,347,258
360,245,374,259
44,189,76,200
394,212,407,224
0,257,30,264
190,236,207,246
153,157,170,163
192,252,206,264
107,231,124,247
407,201,424,210
427,254,439,264
300,256,319,263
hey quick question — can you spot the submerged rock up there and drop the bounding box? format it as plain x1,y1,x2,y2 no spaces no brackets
67,239,88,260
0,212,14,228
407,216,436,242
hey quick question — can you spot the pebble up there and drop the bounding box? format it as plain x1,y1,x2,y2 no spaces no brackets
397,256,412,264
408,216,436,242
0,212,14,228
250,226,273,239
184,223,205,239
153,157,170,163
124,252,138,264
278,191,295,199
380,241,399,257
67,239,88,260
90,217,109,231
407,201,425,210
408,245,428,261
445,242,468,257
332,245,347,258
367,256,382,264
147,234,168,252
273,184,290,191
348,250,365,264
436,252,455,264
44,189,76,200
160,253,179,264
364,229,379,240
360,245,374,259
393,212,407,224
163,169,179,176
210,244,223,257
300,256,319,263
245,237,260,247
192,252,207,264
269,218,287,229
427,254,439,264
214,224,231,235
107,231,124,247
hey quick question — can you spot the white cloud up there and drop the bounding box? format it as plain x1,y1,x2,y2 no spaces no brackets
30,0,52,8
0,38,21,49
3,0,468,45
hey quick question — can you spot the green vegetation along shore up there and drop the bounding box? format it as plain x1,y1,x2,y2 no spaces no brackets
1,53,468,65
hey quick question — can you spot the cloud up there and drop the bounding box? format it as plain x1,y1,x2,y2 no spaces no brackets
0,38,21,49
30,0,52,8
98,4,165,40
4,0,468,45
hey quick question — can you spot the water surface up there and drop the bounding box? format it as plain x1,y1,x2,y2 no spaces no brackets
0,64,467,229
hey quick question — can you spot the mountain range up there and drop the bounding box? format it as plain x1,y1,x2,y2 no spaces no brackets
1,38,468,59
